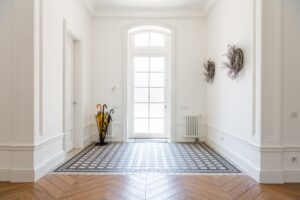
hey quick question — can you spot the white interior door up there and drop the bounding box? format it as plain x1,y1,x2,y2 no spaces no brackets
65,35,75,152
132,56,167,138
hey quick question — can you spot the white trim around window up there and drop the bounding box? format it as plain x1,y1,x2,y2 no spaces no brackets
123,22,176,141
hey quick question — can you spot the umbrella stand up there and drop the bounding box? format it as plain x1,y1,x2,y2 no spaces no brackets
95,104,112,146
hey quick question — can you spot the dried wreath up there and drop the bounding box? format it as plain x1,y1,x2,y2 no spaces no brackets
223,44,244,80
203,59,215,84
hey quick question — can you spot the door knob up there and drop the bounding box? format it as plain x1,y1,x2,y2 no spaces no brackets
73,101,78,105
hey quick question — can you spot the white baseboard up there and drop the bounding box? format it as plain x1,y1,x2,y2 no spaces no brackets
84,136,92,146
206,136,260,181
199,135,207,142
33,135,65,181
90,134,124,143
34,151,65,181
259,170,285,184
84,124,92,146
206,125,261,182
87,123,207,143
7,150,64,182
172,135,207,143
174,123,207,142
258,170,300,183
10,169,35,182
206,124,300,183
0,134,65,182
87,123,124,142
0,169,10,181
285,171,300,183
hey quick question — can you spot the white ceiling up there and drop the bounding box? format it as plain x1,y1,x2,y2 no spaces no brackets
87,0,211,10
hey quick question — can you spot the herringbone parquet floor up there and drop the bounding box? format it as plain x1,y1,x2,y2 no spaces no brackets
0,174,300,200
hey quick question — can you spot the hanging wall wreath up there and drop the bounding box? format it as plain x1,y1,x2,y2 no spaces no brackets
223,44,244,80
203,59,215,84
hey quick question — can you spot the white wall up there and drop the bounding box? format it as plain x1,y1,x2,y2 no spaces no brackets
205,0,261,181
35,0,92,178
89,18,207,142
0,0,92,182
0,0,36,182
0,0,35,145
206,0,254,142
206,0,300,183
281,0,300,181
41,0,91,143
282,0,300,147
0,0,14,145
0,1,14,180
256,0,300,183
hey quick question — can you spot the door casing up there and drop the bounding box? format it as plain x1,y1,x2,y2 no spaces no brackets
63,19,85,154
123,23,176,142
64,35,75,152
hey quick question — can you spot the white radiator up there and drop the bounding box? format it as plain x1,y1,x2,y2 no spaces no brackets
184,115,201,138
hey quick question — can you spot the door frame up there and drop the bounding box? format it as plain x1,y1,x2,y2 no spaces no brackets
123,22,176,142
63,19,84,153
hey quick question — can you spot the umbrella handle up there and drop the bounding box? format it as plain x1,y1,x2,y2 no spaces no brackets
103,104,107,111
96,104,102,111
109,109,114,115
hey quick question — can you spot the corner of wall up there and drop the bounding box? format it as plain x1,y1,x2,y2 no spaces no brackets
33,135,65,181
206,125,261,182
0,134,65,182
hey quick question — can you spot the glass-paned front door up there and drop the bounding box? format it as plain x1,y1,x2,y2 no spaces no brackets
132,56,166,138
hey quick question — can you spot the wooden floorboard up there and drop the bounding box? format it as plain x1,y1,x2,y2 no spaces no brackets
0,174,299,200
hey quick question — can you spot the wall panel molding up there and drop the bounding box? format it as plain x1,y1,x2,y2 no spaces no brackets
260,0,283,144
0,134,63,151
252,0,261,140
12,0,35,141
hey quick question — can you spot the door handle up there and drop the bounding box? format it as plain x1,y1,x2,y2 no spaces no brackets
73,101,78,105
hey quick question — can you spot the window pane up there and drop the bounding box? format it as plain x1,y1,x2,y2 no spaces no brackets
150,73,164,87
150,32,165,47
134,103,149,118
150,103,164,118
134,119,148,133
135,73,149,87
134,88,148,102
134,32,149,47
134,57,149,72
150,88,164,102
149,119,164,133
150,57,164,72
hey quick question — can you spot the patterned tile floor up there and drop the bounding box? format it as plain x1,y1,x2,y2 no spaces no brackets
54,142,240,174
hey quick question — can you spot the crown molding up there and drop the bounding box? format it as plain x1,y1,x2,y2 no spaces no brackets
83,0,216,18
203,0,217,16
81,0,96,16
93,9,205,19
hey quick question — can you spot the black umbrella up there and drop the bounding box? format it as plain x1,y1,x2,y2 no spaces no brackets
104,109,114,135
